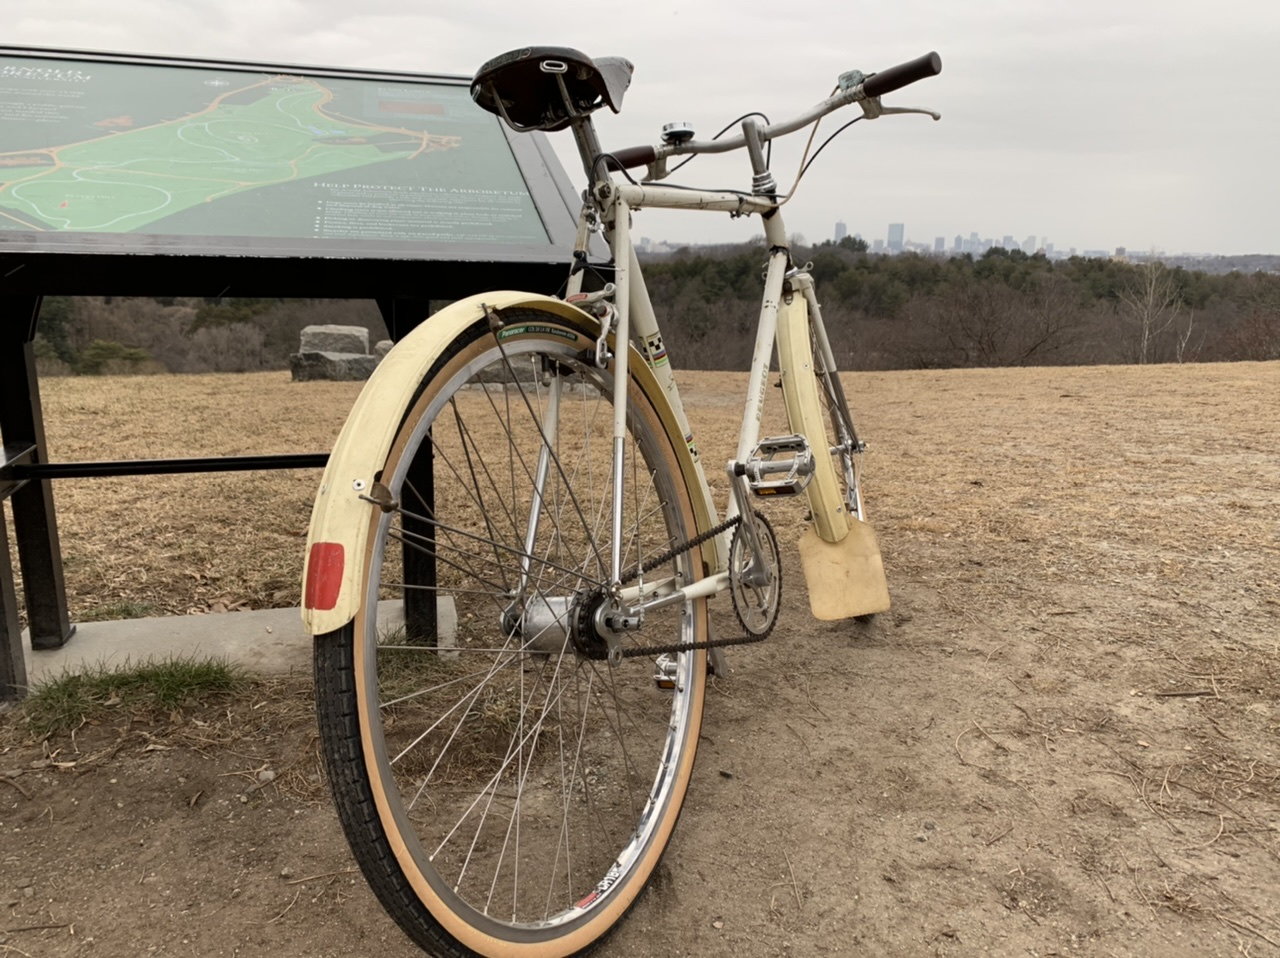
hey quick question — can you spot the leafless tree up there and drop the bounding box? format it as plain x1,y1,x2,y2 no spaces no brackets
910,273,1084,367
1118,259,1187,363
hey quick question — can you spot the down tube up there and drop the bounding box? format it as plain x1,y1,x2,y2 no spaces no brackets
726,247,791,519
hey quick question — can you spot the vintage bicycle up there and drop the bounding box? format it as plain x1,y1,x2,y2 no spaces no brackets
301,46,942,957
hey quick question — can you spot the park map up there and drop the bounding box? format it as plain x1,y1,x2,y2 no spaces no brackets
0,56,548,246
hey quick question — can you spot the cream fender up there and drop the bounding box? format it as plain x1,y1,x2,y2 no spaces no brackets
300,291,717,635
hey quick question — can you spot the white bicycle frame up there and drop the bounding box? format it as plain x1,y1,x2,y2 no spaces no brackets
557,172,822,615
540,69,945,621
520,59,943,624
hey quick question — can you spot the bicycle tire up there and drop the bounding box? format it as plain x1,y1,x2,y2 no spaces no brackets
314,309,708,957
808,318,867,524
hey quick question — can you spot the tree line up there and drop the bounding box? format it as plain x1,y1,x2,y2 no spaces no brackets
644,239,1280,370
32,297,388,376
29,244,1280,375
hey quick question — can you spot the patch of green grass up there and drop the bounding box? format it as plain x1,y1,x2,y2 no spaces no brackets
21,655,247,735
78,600,158,622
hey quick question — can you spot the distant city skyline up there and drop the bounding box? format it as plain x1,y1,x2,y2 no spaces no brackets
846,222,1114,259
637,218,1232,264
848,221,1180,260
633,208,1264,259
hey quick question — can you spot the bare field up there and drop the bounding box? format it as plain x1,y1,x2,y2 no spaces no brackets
3,361,1278,956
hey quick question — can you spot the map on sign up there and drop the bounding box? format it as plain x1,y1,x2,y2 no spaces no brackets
0,53,553,251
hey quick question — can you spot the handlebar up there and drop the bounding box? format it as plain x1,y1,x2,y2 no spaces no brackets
603,145,658,172
605,52,942,172
863,51,942,98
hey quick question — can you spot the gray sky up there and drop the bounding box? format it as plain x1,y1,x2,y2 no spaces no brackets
7,0,1279,254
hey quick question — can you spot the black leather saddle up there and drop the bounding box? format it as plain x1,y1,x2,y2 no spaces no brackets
471,46,633,133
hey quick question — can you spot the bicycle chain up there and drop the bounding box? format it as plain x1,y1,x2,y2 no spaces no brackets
618,629,770,659
618,514,741,585
611,513,772,658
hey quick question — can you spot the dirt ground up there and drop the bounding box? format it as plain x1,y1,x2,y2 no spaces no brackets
2,360,1277,957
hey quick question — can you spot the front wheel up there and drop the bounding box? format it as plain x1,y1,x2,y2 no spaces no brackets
315,310,708,957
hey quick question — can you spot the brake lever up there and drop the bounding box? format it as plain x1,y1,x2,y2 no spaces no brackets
859,100,942,121
879,105,942,121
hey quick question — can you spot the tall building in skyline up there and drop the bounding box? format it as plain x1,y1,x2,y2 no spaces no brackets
887,223,904,253
834,220,848,242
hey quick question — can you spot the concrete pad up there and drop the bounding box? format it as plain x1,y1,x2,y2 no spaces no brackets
21,599,458,689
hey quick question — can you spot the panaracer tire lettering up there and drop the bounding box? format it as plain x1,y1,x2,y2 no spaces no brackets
314,310,708,957
496,324,579,342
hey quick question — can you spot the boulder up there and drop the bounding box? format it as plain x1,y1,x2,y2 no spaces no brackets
290,351,379,382
299,324,369,355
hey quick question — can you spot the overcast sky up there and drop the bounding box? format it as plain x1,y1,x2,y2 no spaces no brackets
7,0,1278,254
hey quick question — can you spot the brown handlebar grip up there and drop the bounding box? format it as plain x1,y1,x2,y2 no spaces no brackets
603,145,657,171
862,52,942,98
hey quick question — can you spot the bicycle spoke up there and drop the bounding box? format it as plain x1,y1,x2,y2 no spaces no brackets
335,323,705,944
390,507,610,593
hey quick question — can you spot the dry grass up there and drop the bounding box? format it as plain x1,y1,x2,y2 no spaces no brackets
2,361,1278,957
19,363,1276,629
12,373,360,620
21,363,1279,790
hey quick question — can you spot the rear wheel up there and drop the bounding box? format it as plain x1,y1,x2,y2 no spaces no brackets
315,310,708,957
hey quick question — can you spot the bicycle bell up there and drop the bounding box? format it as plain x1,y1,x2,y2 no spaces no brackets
661,121,695,144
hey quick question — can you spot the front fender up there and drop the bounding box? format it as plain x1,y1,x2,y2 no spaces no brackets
300,292,716,635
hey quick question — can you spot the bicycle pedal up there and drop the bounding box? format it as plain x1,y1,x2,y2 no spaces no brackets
736,435,815,497
653,653,679,690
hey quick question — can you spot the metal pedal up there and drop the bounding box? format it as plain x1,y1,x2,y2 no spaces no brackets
735,434,815,497
653,653,679,690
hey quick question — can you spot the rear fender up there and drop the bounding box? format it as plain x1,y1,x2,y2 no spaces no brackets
300,291,714,635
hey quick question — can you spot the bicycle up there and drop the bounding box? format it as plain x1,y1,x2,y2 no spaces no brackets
302,45,942,957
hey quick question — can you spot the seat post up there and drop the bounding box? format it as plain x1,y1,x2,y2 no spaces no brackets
568,115,607,186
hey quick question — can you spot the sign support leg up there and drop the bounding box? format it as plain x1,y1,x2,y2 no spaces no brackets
376,298,437,644
0,296,75,659
0,509,26,700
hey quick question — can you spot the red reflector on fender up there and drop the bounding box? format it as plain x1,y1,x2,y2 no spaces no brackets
304,542,344,611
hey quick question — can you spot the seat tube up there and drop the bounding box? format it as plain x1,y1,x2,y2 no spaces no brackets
568,115,606,184
621,225,723,573
518,370,562,596
608,195,634,588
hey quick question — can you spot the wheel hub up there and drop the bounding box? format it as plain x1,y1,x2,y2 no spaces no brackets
570,588,638,663
504,595,574,655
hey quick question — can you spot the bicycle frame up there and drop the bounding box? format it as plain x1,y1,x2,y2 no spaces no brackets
556,143,837,616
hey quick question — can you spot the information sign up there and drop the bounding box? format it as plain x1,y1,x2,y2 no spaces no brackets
0,48,580,262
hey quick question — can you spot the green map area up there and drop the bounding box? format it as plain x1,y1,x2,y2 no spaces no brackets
0,77,448,232
0,56,551,247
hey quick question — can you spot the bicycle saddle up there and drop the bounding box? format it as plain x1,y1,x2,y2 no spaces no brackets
471,46,633,133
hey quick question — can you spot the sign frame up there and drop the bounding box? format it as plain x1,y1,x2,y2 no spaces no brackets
0,45,587,297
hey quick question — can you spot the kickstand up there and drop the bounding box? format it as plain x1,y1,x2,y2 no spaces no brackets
706,620,728,678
